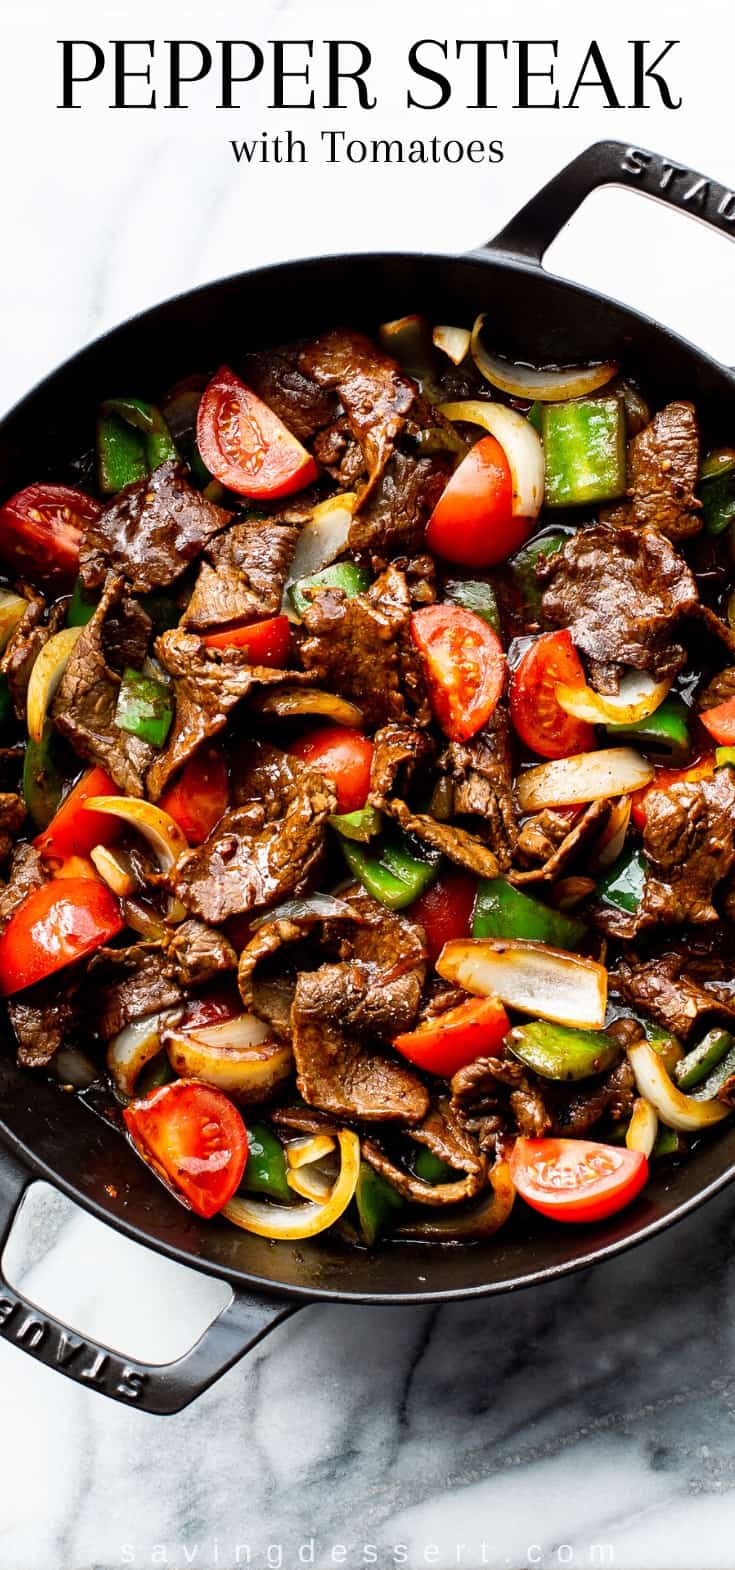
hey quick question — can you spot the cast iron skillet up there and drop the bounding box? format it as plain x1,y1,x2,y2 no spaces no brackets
0,139,733,1414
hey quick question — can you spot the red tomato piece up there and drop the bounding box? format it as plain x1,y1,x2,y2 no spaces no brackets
0,877,123,996
202,614,291,667
288,725,373,814
394,995,509,1077
410,604,505,743
510,630,594,760
124,1079,248,1219
0,483,100,585
34,767,122,862
510,1137,648,1223
197,366,318,499
700,697,735,746
160,746,229,846
630,753,715,830
409,870,477,966
426,435,528,567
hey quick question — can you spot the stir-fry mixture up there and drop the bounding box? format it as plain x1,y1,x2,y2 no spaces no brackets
1,314,735,1246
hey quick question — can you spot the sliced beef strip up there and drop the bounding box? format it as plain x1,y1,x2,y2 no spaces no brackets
697,666,735,710
638,769,735,927
298,329,419,503
511,798,612,886
438,707,517,870
602,402,702,540
172,742,335,924
450,1054,554,1142
292,966,428,1123
89,944,185,1039
2,594,66,722
538,522,700,690
182,514,301,633
555,1059,636,1137
369,723,433,803
7,974,81,1068
300,565,429,729
53,576,156,797
0,844,46,932
361,1099,488,1206
242,346,338,442
612,953,735,1042
165,920,237,987
79,461,232,595
382,796,500,878
312,417,366,488
347,449,450,556
147,630,306,798
101,594,152,675
0,794,26,864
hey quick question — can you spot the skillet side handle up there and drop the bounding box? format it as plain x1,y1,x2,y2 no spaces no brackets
487,140,735,265
0,1142,297,1415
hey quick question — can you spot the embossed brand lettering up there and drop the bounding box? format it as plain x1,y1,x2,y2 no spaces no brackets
117,1367,147,1401
16,1315,46,1350
0,1296,18,1328
79,1350,110,1384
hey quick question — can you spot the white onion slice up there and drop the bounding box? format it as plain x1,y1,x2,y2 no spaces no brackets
470,313,618,402
107,1011,174,1098
433,324,471,365
286,1134,336,1169
287,1164,335,1202
588,796,632,872
90,845,137,896
26,625,83,742
165,1027,292,1103
284,493,356,622
439,399,544,520
252,687,363,728
222,1130,360,1239
627,1039,731,1131
0,590,27,654
517,749,654,813
84,795,188,921
626,1097,658,1157
556,670,672,726
437,937,608,1030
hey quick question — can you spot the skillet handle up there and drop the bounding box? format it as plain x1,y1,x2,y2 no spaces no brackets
488,139,735,265
0,1143,297,1415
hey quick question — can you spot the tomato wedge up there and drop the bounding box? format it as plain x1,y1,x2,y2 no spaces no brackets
123,1079,248,1219
700,696,735,746
410,604,505,743
0,483,100,585
510,630,594,760
510,1137,648,1223
34,767,122,861
160,745,229,845
630,753,715,830
288,725,373,813
202,613,291,666
394,995,509,1077
426,435,526,567
0,877,123,996
409,870,477,965
197,366,318,499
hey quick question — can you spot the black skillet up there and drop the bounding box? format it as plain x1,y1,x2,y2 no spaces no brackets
0,139,733,1414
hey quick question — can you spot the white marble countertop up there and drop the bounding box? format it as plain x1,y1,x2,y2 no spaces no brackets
2,3,735,1566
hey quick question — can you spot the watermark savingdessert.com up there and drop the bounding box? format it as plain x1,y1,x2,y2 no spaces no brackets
118,1540,616,1568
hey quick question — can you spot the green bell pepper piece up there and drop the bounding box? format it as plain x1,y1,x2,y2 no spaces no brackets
139,590,182,634
67,578,97,628
443,579,501,634
691,1040,735,1101
596,846,647,914
652,1125,687,1160
542,396,627,509
290,560,370,618
675,1028,734,1092
605,694,690,764
472,876,585,950
98,399,177,495
136,1052,175,1096
526,402,543,435
241,1124,291,1203
715,746,735,770
328,805,382,843
23,722,64,830
115,668,173,748
507,1020,620,1082
0,675,13,734
356,1161,405,1245
340,830,440,911
698,449,735,535
413,1147,457,1184
508,530,568,619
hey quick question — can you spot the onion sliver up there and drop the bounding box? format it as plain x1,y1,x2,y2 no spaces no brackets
84,795,188,920
556,670,672,727
627,1040,731,1131
90,845,137,896
0,590,27,654
107,1011,175,1099
433,324,471,365
470,313,618,402
439,399,544,520
284,493,356,621
250,893,357,932
397,1159,515,1241
287,1134,336,1169
183,1013,272,1051
588,796,632,873
252,687,363,728
437,937,608,1030
626,1097,658,1157
222,1130,360,1239
27,626,83,743
287,1164,334,1202
165,1028,293,1104
517,748,653,813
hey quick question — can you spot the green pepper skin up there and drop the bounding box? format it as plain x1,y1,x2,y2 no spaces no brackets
605,694,690,765
652,1125,688,1160
241,1124,291,1203
698,451,735,536
472,877,586,950
541,396,627,509
526,402,543,435
508,1020,620,1081
340,832,440,911
115,668,173,748
67,579,97,628
596,847,647,915
413,1147,457,1184
691,1041,735,1101
328,805,382,842
290,561,370,618
355,1161,405,1245
675,1028,735,1092
139,590,182,634
443,579,501,634
715,747,735,770
23,722,64,830
97,399,177,495
136,1053,176,1096
507,530,568,618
